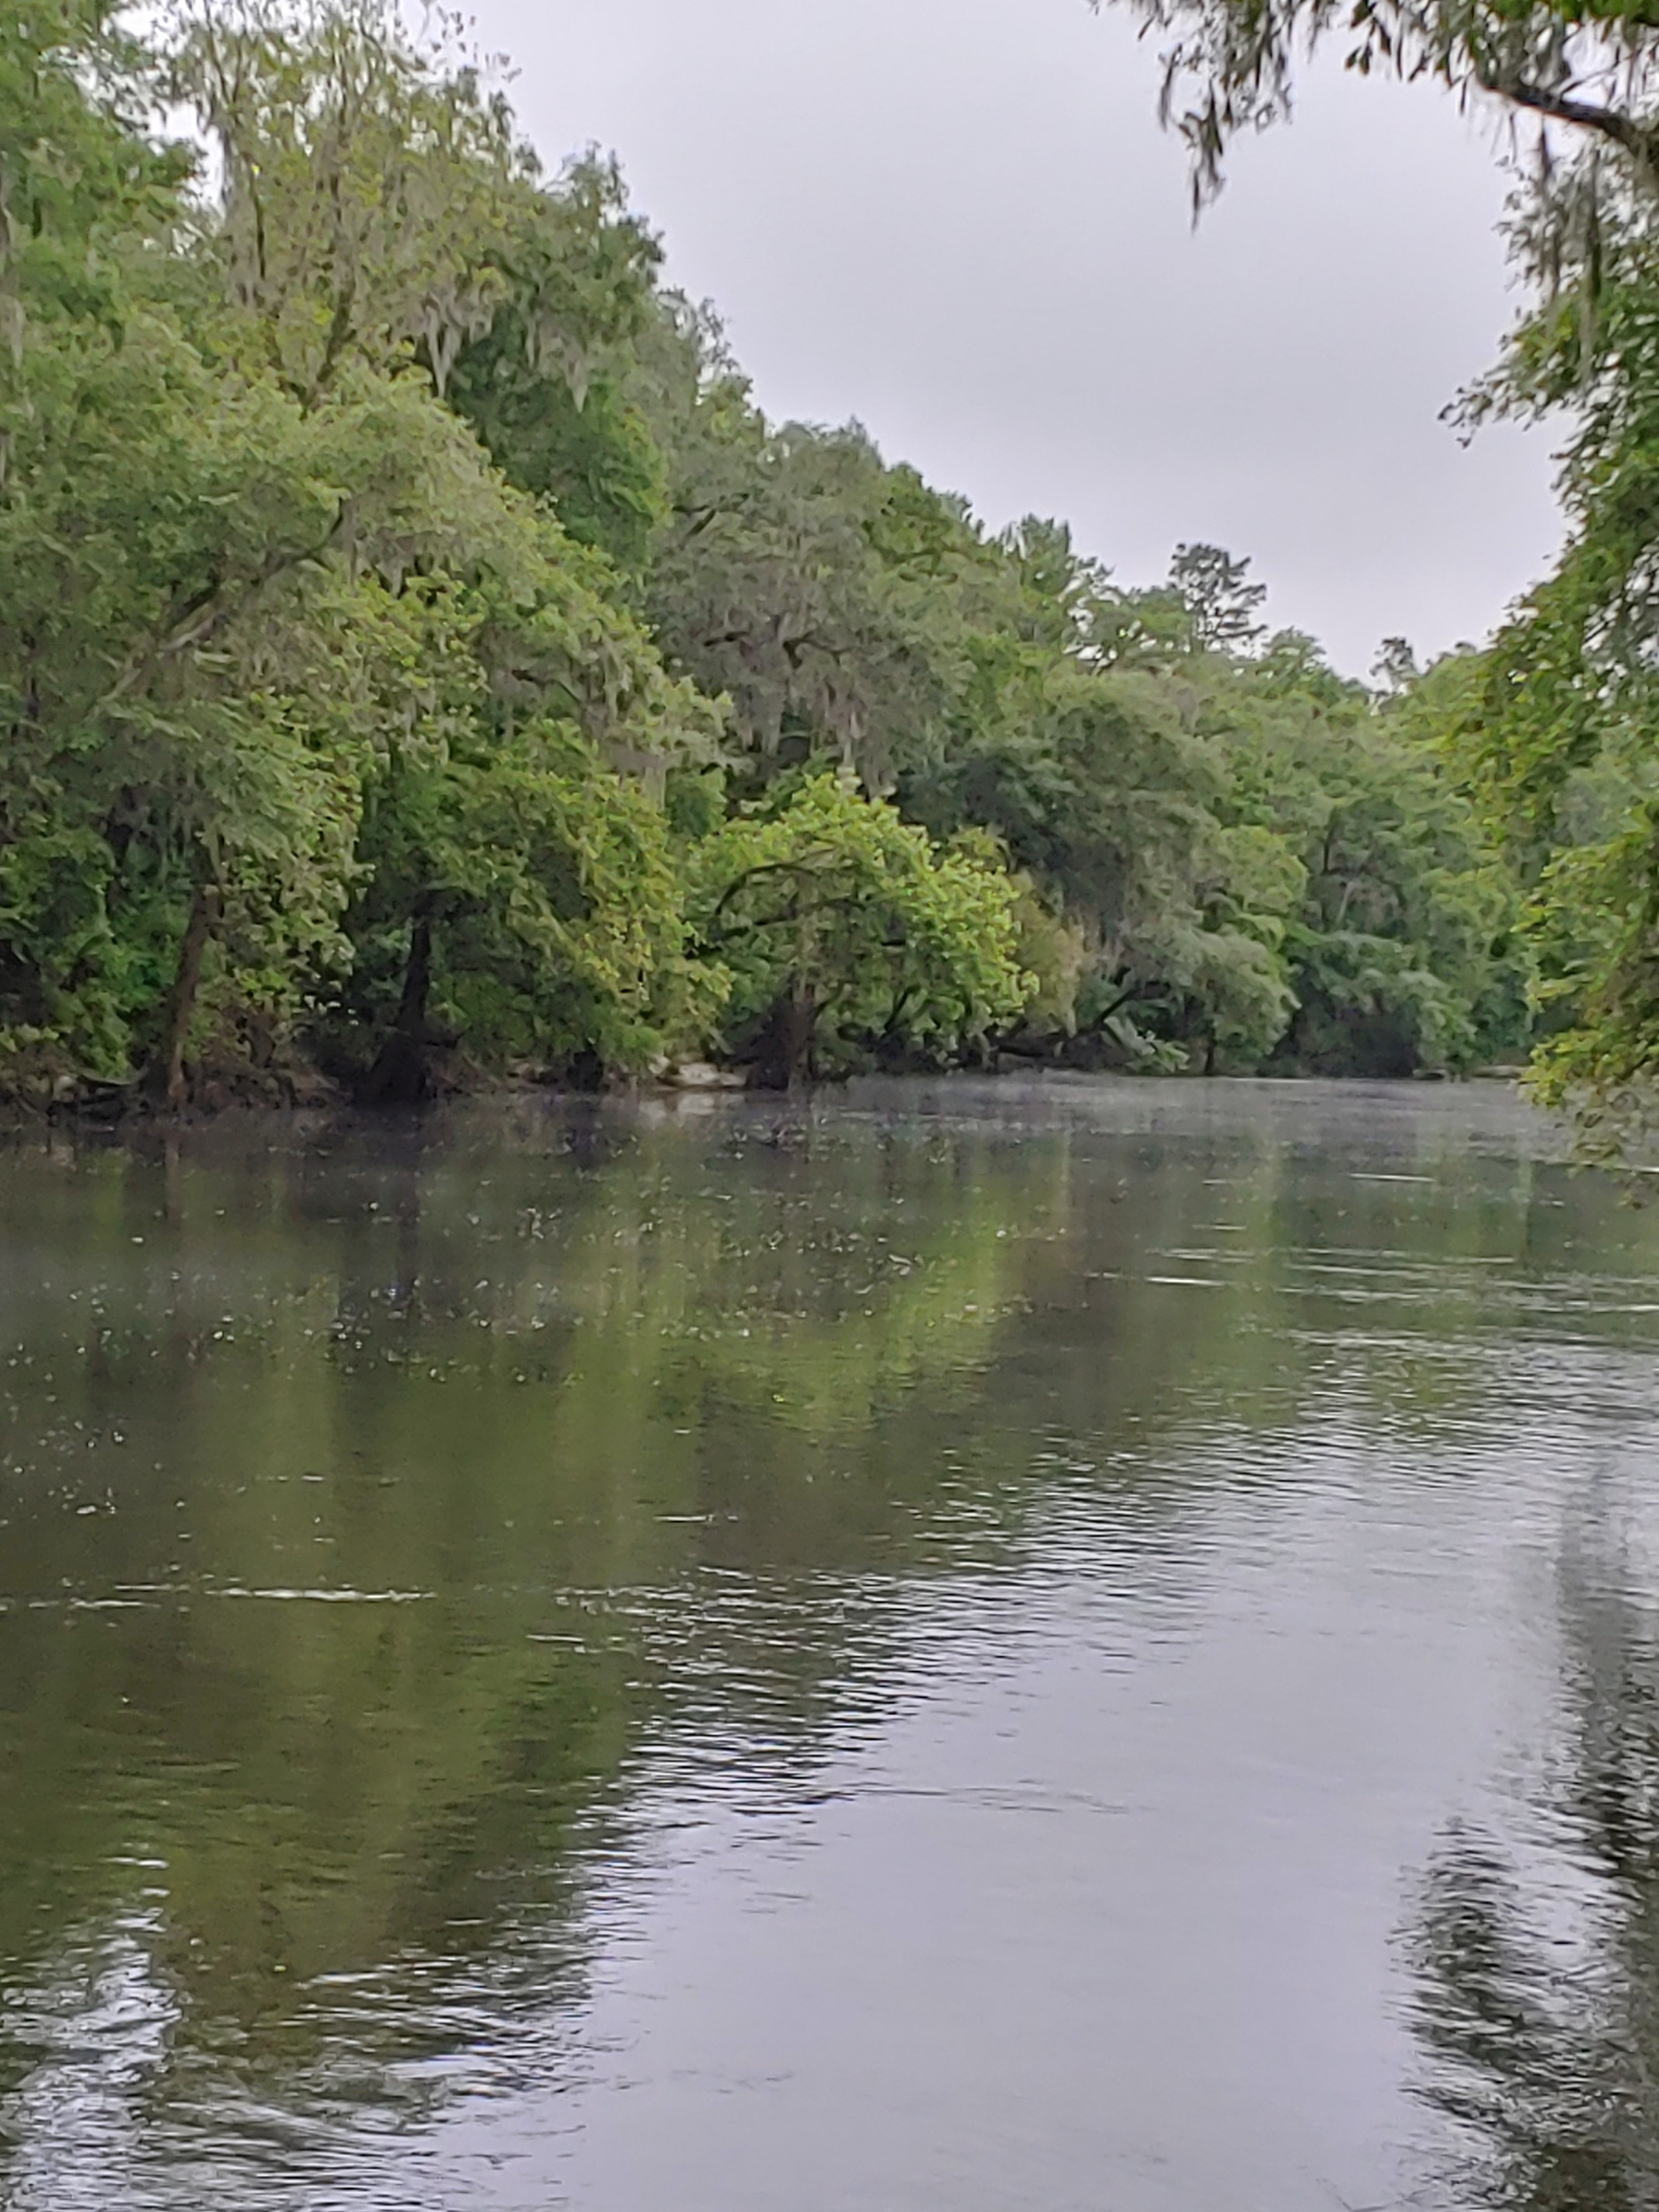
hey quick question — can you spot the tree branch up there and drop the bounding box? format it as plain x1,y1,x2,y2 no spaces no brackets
1480,65,1659,183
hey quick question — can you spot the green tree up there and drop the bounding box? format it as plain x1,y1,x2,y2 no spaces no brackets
0,0,726,1108
0,0,1555,1111
689,773,1030,1087
444,158,670,576
1169,541,1267,654
339,711,709,1102
165,0,532,405
644,337,979,793
900,529,1301,1069
1212,645,1529,1074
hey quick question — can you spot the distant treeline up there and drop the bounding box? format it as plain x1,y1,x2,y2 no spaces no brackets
0,0,1630,1114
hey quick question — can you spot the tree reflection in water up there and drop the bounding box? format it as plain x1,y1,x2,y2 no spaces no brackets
1410,1486,1659,2210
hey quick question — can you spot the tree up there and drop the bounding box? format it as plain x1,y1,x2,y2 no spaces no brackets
1089,0,1659,216
165,0,532,405
342,722,695,1101
1212,645,1529,1074
0,0,1551,1110
1169,542,1267,655
644,335,978,793
0,12,388,1101
0,0,722,1108
1441,219,1659,1139
444,158,670,576
1084,0,1651,1122
689,774,1030,1088
899,530,1303,1069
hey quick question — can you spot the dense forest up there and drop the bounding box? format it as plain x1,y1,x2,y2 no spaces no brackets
0,0,1650,1122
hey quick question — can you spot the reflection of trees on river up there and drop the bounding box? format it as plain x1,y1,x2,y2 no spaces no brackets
1408,1483,1659,2210
0,1104,1305,2175
0,1094,1594,2193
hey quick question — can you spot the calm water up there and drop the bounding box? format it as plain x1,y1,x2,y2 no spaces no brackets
3,1076,1659,2210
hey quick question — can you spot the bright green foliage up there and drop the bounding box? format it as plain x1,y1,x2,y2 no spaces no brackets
0,21,374,1088
882,506,1532,1076
1209,649,1530,1074
0,0,724,1105
338,722,697,1096
905,638,1296,1067
0,0,1553,1108
0,3,191,353
690,775,1029,1086
0,264,708,1093
1452,240,1659,1142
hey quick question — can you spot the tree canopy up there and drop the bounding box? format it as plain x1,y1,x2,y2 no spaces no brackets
0,0,1577,1110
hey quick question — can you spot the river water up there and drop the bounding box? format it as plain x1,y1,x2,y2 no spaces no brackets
2,1076,1658,2210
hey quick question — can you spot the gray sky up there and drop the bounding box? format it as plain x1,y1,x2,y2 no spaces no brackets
465,0,1563,675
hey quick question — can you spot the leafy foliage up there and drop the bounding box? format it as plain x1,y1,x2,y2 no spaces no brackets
690,774,1029,1086
0,0,1549,1108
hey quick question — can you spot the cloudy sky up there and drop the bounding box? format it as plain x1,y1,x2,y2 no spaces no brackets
464,0,1563,674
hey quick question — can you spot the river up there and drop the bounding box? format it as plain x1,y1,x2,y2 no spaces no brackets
2,1075,1657,2210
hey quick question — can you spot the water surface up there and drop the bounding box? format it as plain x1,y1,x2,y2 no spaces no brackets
3,1075,1659,2210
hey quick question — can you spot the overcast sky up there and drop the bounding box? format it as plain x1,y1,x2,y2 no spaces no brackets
462,0,1563,675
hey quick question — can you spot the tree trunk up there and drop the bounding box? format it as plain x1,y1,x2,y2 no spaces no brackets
395,902,434,1038
783,982,816,1090
747,979,817,1091
360,901,437,1106
147,878,218,1108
